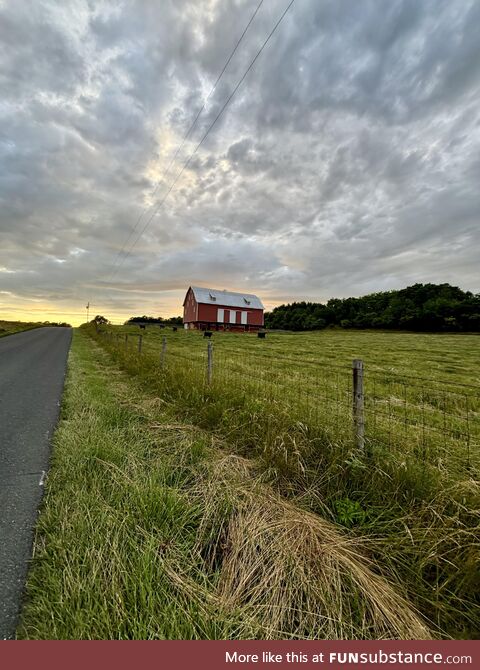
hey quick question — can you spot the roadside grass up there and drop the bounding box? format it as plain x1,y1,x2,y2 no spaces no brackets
87,325,480,638
0,320,45,337
19,331,432,640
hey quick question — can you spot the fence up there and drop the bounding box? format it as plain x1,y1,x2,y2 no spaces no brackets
96,329,479,476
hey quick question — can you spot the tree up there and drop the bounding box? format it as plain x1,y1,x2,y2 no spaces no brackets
125,316,164,324
264,284,480,332
125,315,183,326
92,315,110,325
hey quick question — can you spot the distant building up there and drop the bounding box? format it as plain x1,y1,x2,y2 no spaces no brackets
183,286,264,332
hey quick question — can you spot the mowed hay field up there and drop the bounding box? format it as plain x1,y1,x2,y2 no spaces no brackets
21,327,479,639
111,325,480,477
116,325,479,383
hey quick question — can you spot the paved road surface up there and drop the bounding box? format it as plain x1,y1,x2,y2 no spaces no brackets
0,327,72,639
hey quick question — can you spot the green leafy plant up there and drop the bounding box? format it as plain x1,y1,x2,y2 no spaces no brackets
335,498,367,527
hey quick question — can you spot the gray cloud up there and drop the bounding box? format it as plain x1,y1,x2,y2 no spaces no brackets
1,0,479,323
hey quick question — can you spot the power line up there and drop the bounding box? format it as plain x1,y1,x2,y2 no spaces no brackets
112,0,296,281
105,0,266,282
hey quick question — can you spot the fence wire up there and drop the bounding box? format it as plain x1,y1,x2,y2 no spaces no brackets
97,328,480,475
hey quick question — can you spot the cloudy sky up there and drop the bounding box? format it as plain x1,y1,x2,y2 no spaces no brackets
1,0,479,325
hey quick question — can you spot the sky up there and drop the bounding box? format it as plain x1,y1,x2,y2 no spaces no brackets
1,0,479,326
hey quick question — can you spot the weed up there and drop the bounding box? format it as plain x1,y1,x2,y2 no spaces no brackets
334,498,367,527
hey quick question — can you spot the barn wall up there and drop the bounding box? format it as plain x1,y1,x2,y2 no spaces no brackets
196,303,218,322
243,309,263,326
183,288,197,322
197,303,263,326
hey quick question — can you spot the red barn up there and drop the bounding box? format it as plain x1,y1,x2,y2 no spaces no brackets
183,286,264,332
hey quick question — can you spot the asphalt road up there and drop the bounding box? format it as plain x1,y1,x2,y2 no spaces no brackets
0,327,72,639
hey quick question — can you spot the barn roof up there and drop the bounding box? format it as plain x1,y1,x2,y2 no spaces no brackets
186,286,264,310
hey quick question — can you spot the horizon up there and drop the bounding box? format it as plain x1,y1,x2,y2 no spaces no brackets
1,279,476,328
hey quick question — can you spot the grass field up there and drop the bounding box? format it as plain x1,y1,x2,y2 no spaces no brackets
115,324,479,380
20,326,480,639
20,331,431,639
132,326,479,384
0,320,44,337
105,325,480,477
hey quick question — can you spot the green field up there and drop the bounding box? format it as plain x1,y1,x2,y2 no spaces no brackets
92,326,479,633
130,326,479,384
104,325,480,477
0,320,44,337
20,326,480,639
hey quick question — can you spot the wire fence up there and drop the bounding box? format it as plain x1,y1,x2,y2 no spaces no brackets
95,328,480,476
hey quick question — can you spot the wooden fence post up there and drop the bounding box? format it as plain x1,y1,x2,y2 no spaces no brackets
125,334,128,349
352,359,365,450
207,341,213,385
138,334,142,354
160,336,167,367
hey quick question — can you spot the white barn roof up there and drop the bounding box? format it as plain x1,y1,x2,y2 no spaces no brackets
188,286,264,310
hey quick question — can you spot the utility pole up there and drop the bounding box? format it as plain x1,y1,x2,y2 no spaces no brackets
86,302,90,323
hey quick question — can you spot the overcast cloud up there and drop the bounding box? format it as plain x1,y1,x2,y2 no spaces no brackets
1,0,479,323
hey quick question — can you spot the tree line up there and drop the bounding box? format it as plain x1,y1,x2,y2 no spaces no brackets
125,315,182,326
86,315,183,327
264,283,480,332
